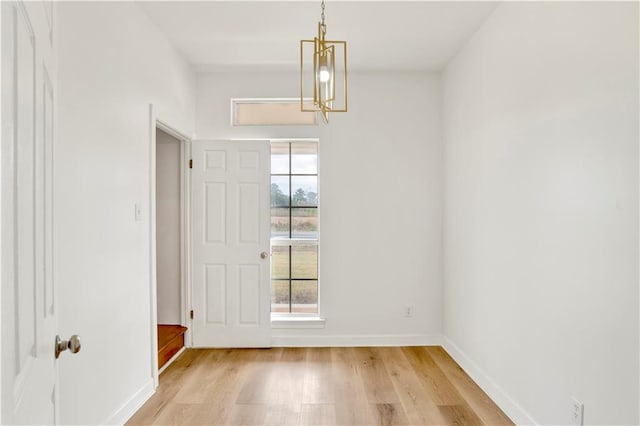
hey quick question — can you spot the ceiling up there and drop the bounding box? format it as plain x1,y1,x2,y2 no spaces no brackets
138,1,499,72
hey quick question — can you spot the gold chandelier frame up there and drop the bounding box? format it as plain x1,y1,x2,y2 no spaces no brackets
300,2,348,123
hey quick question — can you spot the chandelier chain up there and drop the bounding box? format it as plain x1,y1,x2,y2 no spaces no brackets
320,0,326,30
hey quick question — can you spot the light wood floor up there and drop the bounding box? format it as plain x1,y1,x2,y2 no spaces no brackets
127,347,513,426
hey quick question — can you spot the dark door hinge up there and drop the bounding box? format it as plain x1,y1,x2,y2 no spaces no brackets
189,159,193,169
190,309,194,320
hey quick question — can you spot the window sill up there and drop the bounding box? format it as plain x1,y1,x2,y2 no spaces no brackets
271,315,326,329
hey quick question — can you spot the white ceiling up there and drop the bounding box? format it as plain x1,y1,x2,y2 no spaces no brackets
138,1,499,72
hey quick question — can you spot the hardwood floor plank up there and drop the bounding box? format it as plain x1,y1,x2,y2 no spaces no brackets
172,350,225,404
438,404,485,426
266,348,307,405
147,402,200,426
262,403,302,426
401,346,462,406
227,403,267,425
426,346,513,425
303,347,334,404
127,347,513,426
300,403,337,426
186,404,234,426
376,347,448,425
189,349,260,425
331,347,375,425
127,350,207,425
236,348,283,404
352,347,400,404
199,349,256,401
370,403,410,426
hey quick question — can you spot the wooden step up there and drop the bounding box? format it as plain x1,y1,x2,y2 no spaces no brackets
158,324,187,370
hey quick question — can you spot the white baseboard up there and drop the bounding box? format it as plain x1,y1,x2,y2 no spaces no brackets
104,379,155,426
442,336,538,426
271,333,443,347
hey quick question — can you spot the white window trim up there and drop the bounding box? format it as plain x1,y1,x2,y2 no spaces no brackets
271,314,326,329
270,238,318,247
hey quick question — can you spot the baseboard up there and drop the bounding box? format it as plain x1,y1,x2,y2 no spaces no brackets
158,346,186,375
104,379,155,426
271,333,443,347
442,336,538,426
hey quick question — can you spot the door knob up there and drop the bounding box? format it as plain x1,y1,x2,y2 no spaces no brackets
260,252,269,259
55,335,81,359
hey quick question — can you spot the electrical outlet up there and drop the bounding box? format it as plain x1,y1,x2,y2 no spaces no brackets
404,305,413,318
570,397,584,425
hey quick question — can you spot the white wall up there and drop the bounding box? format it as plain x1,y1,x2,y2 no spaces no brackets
56,2,195,424
196,71,443,345
156,130,182,325
442,2,639,424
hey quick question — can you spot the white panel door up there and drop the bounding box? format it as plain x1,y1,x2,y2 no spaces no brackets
191,140,271,347
1,1,59,424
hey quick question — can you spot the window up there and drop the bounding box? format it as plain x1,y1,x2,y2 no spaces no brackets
270,141,318,314
232,99,318,126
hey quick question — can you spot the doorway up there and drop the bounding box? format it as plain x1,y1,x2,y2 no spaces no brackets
154,126,190,372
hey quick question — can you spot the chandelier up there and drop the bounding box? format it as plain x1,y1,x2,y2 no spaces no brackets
300,0,348,123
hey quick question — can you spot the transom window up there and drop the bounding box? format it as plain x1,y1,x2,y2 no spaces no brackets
270,141,318,314
232,99,318,126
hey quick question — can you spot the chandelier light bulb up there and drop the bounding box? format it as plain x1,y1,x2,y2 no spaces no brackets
319,66,331,83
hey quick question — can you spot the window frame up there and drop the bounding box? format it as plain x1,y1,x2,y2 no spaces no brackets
269,139,321,319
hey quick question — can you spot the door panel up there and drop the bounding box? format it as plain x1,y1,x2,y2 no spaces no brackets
204,182,226,243
2,1,57,423
238,264,259,324
205,264,226,324
191,140,270,347
238,183,260,243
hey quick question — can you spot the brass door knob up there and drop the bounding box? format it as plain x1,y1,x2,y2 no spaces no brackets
55,335,81,359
